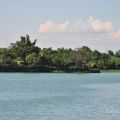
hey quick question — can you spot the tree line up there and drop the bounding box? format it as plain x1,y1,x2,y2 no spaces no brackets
0,35,120,72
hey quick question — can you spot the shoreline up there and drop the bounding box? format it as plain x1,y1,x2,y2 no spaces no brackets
0,68,120,73
101,70,120,72
0,69,101,73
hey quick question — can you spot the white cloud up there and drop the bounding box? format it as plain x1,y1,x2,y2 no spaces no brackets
39,20,69,33
88,17,113,32
38,17,120,41
39,17,113,33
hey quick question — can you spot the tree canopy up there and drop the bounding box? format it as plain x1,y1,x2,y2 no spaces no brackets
0,35,119,72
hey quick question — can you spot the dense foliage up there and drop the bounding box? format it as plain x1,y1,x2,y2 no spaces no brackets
0,35,120,72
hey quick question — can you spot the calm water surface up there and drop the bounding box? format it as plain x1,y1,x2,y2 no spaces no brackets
0,73,120,120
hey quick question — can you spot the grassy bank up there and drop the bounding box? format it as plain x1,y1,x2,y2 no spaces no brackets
101,70,120,72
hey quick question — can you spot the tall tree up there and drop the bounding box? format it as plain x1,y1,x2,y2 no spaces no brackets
10,35,39,63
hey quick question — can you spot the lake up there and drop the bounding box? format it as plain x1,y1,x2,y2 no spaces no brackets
0,73,120,120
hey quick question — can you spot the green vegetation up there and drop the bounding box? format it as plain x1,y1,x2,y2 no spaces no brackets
101,70,120,72
0,35,120,72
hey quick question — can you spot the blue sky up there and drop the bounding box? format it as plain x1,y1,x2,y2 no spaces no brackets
0,0,120,52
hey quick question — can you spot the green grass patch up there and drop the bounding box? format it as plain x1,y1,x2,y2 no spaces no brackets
101,69,120,72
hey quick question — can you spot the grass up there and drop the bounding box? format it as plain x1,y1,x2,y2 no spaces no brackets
101,69,120,72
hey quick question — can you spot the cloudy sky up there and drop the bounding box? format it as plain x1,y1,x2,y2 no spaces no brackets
0,0,120,52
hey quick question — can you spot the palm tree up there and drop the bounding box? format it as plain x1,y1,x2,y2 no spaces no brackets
10,35,39,63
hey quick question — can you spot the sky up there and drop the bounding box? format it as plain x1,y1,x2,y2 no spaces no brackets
0,0,120,52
